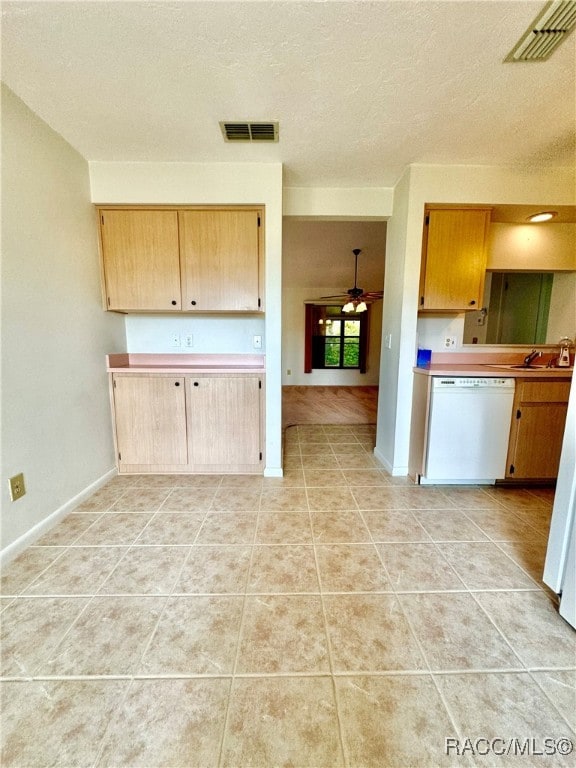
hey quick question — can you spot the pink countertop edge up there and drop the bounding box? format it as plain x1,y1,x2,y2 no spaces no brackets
413,364,573,378
107,353,266,373
413,352,573,378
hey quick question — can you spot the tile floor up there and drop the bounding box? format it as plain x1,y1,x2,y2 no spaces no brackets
1,424,575,767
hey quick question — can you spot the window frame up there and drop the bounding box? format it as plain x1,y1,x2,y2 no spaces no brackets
304,304,369,374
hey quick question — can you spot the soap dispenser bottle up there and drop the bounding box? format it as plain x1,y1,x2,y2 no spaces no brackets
558,337,572,368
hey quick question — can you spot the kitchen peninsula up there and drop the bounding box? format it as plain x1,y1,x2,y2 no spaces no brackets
409,352,573,484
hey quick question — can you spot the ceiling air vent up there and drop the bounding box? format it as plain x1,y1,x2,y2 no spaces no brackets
505,0,576,61
220,121,279,142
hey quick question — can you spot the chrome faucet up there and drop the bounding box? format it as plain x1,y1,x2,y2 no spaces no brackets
523,349,541,367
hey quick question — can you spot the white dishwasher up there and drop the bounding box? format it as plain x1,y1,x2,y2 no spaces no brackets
421,377,515,485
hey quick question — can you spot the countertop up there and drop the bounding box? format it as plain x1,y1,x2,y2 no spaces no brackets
412,352,573,379
107,353,266,373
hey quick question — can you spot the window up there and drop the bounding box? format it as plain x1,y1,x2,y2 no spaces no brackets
321,314,361,368
305,304,369,373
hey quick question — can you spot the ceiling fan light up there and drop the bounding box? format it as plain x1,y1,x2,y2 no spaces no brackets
356,301,368,313
342,301,355,313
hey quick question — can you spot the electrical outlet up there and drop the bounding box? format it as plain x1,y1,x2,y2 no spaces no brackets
170,333,181,348
444,336,457,348
253,335,262,349
9,473,26,502
287,369,292,376
184,334,194,348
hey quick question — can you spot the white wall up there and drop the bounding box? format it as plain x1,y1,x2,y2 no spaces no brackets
1,86,126,556
282,220,386,385
375,166,419,473
378,164,576,475
488,223,576,271
89,162,283,476
125,315,265,354
284,187,393,220
417,315,466,353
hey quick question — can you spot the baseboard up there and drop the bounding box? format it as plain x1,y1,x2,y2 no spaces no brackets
264,466,284,478
373,446,392,472
0,468,117,569
373,447,409,477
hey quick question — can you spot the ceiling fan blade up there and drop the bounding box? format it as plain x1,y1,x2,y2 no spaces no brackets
306,253,383,304
304,298,348,306
306,290,383,303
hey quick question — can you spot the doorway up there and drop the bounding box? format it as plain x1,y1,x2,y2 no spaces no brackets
281,219,386,425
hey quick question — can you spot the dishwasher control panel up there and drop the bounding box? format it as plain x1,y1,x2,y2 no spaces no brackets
433,377,515,389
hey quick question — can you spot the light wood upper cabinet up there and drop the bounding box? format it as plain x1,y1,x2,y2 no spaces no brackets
419,207,491,312
506,379,570,479
98,206,263,313
179,210,261,312
100,210,181,311
113,374,188,467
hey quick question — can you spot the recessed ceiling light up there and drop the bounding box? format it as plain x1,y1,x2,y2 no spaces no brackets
528,211,558,222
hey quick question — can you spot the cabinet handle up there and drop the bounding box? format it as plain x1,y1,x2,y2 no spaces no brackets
171,300,177,306
191,300,197,306
469,300,476,306
175,382,180,387
193,381,199,387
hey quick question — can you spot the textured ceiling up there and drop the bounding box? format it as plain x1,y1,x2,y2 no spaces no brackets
1,1,575,187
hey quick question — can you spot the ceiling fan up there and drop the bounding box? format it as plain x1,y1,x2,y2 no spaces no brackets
307,248,384,313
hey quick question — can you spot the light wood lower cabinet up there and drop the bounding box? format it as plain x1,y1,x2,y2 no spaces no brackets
113,375,188,466
111,373,264,474
506,379,570,480
187,377,262,468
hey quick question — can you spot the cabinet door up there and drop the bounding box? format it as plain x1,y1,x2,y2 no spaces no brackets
188,377,261,466
179,210,261,311
508,402,568,479
420,209,490,311
100,210,181,311
113,375,188,466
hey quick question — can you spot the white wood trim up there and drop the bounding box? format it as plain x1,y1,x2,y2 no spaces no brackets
0,468,117,568
264,467,284,478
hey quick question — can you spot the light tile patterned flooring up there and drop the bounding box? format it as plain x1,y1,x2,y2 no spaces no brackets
1,424,575,767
